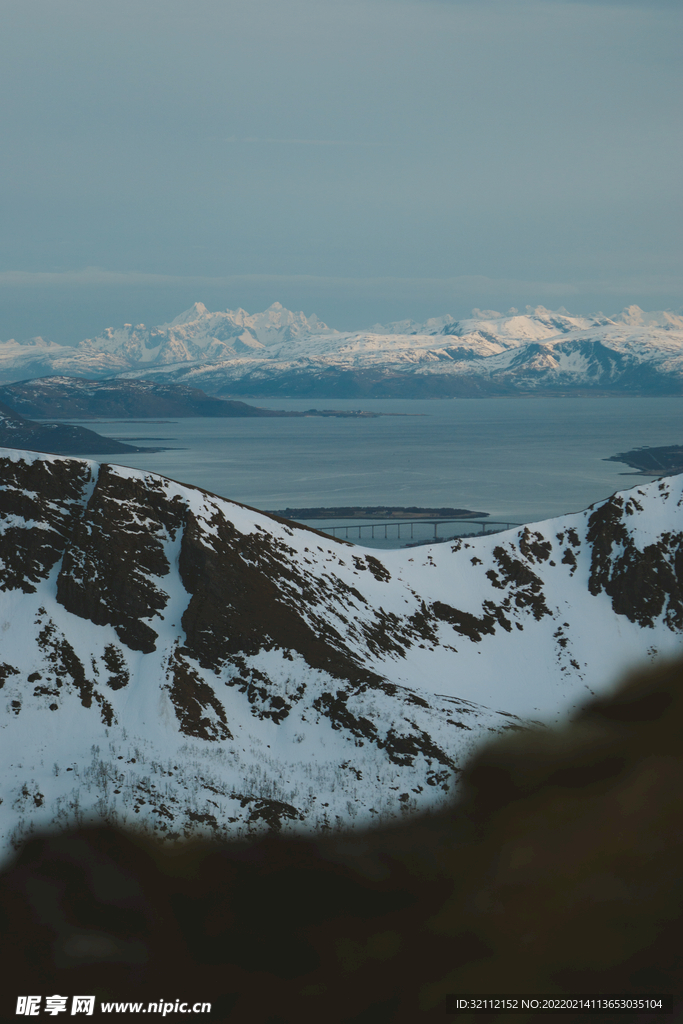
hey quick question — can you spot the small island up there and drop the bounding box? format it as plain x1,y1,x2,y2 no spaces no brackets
606,445,683,476
268,505,489,520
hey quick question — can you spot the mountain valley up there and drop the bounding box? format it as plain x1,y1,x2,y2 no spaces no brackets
0,449,681,858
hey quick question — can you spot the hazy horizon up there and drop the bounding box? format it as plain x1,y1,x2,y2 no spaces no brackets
2,0,681,343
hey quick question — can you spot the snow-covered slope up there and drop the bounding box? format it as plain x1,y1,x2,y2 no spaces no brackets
0,336,75,383
0,450,681,857
1,303,682,396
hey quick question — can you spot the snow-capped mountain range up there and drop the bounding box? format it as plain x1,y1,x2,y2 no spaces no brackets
1,302,683,396
0,448,681,858
0,303,337,384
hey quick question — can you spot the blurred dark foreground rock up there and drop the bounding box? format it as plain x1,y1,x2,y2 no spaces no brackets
1,659,682,1023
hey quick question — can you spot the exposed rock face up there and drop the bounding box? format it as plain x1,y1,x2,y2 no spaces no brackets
0,449,681,854
177,510,387,689
586,489,683,630
0,454,91,592
57,467,186,653
0,657,681,1022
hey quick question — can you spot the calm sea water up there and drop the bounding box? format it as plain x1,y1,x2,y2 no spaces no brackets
66,396,682,547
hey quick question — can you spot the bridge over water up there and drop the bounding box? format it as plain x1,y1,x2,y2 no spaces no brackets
304,517,522,542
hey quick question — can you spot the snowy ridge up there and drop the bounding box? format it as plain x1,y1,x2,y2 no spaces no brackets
132,301,683,397
0,303,338,382
0,303,682,395
79,301,337,368
0,450,681,856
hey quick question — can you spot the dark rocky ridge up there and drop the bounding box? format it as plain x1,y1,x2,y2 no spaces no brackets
0,376,380,420
0,377,262,419
0,656,681,1022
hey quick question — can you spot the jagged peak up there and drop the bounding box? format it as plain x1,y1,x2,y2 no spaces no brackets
614,305,683,329
167,301,210,326
1,302,682,392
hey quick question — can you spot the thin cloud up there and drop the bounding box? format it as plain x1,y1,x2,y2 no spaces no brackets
209,136,382,147
1,269,681,298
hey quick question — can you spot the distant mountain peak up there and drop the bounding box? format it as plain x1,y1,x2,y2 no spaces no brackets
0,302,682,394
614,304,683,329
167,301,210,326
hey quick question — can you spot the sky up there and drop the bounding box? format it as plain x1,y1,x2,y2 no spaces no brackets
1,0,682,342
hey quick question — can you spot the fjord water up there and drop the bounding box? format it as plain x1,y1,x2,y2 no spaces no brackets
71,396,681,545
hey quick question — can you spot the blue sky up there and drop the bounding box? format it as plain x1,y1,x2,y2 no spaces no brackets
1,0,681,341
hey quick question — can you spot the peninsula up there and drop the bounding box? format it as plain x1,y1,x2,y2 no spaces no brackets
0,402,161,456
605,445,683,476
0,377,382,421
